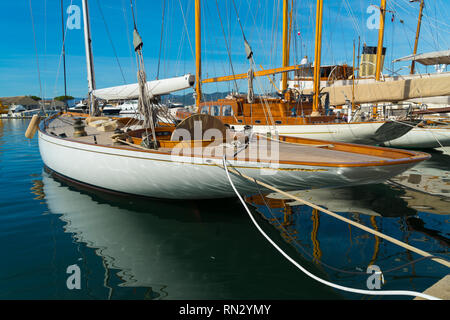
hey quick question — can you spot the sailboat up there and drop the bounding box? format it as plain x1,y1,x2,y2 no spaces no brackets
381,51,450,149
306,0,450,149
186,0,415,146
32,0,431,200
381,124,450,149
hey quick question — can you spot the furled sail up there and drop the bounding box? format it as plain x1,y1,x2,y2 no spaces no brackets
92,74,195,100
320,72,450,106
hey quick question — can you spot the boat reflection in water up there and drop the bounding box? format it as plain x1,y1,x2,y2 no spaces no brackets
39,170,339,300
245,149,449,293
37,149,448,299
389,148,450,202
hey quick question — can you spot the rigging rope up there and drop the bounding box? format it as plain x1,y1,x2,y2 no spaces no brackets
126,0,178,135
177,0,194,59
43,0,47,107
129,0,137,30
231,0,249,43
227,0,279,131
52,0,74,104
28,0,44,113
60,0,67,104
156,0,166,80
215,0,239,94
96,0,127,84
122,0,136,75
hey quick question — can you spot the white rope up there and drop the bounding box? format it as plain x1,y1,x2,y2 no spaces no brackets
221,157,441,300
250,58,278,136
177,0,194,59
52,0,74,103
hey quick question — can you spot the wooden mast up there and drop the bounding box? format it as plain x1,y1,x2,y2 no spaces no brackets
195,0,202,109
60,0,67,110
410,0,425,75
375,0,386,81
287,0,294,70
281,0,289,92
81,0,96,115
352,40,355,118
312,0,323,117
373,0,386,118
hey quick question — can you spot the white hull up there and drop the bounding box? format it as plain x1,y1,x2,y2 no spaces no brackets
38,129,422,200
232,121,411,145
119,110,138,115
381,127,450,149
117,101,138,115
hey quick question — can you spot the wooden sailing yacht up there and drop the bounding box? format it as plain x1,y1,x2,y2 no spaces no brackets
317,0,450,149
185,0,415,145
31,0,430,200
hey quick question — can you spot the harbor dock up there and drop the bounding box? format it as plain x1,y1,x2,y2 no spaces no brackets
414,275,450,300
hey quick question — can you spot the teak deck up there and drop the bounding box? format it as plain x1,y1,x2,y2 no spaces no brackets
43,115,428,167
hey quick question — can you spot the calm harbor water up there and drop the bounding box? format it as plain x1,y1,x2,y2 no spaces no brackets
0,119,448,300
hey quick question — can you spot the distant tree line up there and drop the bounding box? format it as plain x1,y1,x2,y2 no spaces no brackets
28,95,74,102
54,95,74,102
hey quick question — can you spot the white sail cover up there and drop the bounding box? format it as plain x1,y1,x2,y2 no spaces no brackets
93,74,195,100
393,50,450,66
319,72,450,106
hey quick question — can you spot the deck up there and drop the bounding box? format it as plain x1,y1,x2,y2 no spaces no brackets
43,115,422,166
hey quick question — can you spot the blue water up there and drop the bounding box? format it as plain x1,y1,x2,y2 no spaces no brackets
0,119,448,300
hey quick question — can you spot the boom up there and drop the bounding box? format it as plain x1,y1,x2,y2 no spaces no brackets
202,65,304,84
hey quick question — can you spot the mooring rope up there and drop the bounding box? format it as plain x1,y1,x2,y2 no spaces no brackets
251,178,446,276
219,155,445,300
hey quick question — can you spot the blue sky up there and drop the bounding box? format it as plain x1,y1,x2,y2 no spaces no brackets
0,0,449,98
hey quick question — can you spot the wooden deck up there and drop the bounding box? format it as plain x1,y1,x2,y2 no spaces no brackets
44,115,404,166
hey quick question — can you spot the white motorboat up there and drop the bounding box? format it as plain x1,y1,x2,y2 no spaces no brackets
118,100,138,115
69,101,88,114
101,104,122,115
